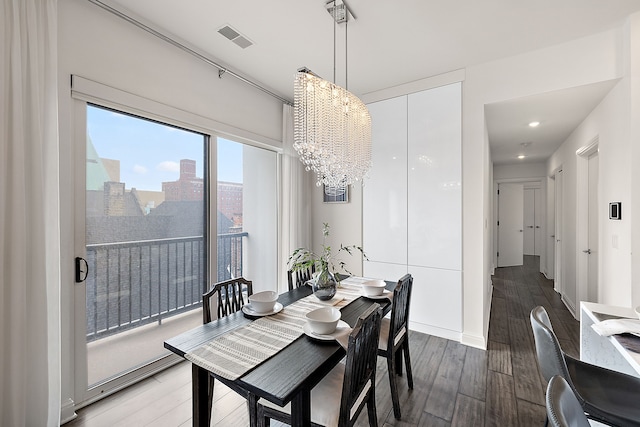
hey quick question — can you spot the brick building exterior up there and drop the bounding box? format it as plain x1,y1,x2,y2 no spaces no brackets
162,159,204,201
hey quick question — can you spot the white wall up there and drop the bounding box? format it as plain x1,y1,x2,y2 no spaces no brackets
483,126,494,342
547,74,633,308
310,184,364,277
494,162,547,180
58,0,284,413
628,13,640,310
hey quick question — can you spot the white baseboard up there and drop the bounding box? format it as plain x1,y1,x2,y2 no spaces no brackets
561,295,578,319
60,398,77,425
409,321,461,342
461,332,487,350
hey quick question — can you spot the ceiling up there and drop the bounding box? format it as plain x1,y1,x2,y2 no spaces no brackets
104,0,640,165
486,80,620,165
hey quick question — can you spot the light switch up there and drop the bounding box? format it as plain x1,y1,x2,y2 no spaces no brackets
612,234,618,249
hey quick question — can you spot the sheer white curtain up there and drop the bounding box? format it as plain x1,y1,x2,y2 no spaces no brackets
1,0,61,425
280,104,312,291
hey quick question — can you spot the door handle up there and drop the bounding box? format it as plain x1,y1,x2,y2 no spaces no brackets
527,225,534,228
75,257,88,283
535,226,540,229
582,249,592,254
519,229,523,232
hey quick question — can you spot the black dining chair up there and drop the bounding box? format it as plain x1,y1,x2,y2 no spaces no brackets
287,265,315,291
203,277,253,323
378,274,414,420
530,305,640,426
546,375,591,427
257,303,382,427
202,277,254,423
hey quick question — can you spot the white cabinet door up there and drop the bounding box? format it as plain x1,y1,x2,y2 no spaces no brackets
363,261,407,284
409,266,462,334
407,83,462,270
363,84,463,340
363,96,408,265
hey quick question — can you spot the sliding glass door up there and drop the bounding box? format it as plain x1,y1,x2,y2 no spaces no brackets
82,104,207,396
74,100,278,407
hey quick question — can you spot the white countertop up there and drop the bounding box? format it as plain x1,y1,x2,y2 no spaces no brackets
580,301,640,377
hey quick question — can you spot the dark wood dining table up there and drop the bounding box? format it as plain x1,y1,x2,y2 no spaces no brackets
164,280,394,427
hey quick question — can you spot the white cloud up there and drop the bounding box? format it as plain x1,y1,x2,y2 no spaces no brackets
133,164,148,175
157,161,180,172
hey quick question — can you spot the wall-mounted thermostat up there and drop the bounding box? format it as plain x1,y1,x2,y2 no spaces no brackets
609,202,622,220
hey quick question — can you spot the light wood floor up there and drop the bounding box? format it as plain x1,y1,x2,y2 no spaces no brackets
66,256,579,426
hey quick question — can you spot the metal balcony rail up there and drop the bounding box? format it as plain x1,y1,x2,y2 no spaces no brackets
85,232,248,342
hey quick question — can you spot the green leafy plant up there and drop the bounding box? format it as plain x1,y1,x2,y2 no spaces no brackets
288,222,367,278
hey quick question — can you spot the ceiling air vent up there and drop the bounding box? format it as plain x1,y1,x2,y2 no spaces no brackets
217,25,253,49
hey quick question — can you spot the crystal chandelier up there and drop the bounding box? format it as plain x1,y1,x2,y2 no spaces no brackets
293,1,372,194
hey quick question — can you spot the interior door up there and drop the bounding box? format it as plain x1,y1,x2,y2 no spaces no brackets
534,188,543,256
498,183,524,267
524,188,543,257
524,189,535,255
555,170,564,296
587,152,599,301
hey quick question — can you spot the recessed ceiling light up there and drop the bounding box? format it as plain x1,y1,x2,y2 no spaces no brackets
518,155,526,159
529,121,540,128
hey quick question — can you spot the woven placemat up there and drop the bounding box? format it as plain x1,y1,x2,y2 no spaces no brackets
186,286,362,380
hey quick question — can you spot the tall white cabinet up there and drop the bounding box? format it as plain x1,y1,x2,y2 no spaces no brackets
363,82,462,340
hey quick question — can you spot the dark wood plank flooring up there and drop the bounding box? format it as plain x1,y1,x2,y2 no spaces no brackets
67,256,579,426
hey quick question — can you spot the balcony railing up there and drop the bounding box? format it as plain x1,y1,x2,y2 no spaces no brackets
85,232,248,342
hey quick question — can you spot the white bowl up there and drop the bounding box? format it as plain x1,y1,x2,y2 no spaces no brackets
305,307,341,335
362,279,386,296
248,291,278,313
635,306,640,320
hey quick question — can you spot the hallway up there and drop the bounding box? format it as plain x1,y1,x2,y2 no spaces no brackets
485,255,580,425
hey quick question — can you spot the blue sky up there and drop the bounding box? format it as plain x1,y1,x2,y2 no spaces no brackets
87,105,242,191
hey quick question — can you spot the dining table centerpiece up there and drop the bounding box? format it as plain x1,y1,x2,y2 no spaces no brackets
288,223,367,300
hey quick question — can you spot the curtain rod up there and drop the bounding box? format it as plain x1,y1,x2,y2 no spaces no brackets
87,0,293,106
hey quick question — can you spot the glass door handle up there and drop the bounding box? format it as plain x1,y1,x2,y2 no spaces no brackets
75,257,88,283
